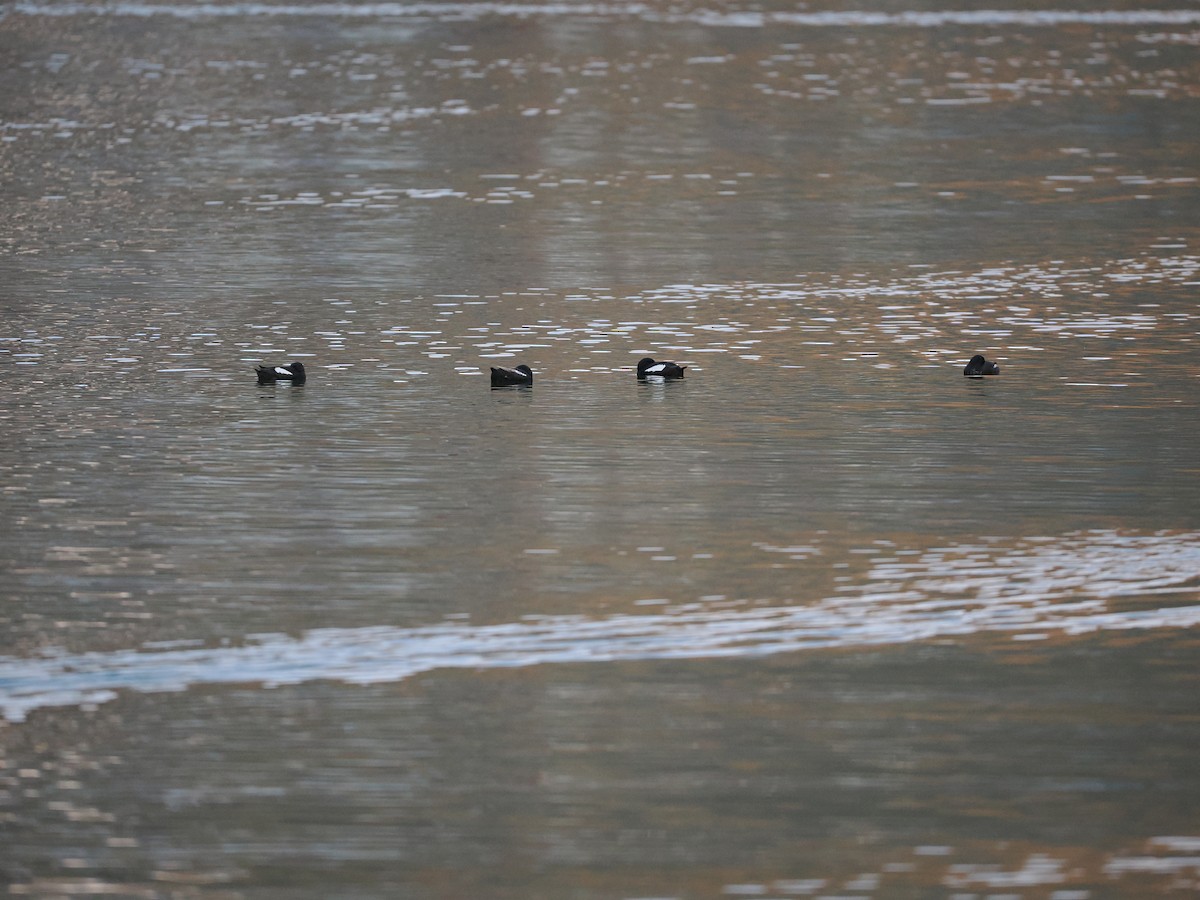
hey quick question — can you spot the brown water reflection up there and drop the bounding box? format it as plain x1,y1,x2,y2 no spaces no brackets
2,1,1200,897
3,632,1200,897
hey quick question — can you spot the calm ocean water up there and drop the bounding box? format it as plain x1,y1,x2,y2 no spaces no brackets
2,1,1199,896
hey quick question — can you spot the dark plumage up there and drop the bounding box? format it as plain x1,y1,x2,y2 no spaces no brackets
256,362,307,384
490,364,533,387
963,355,1000,377
636,357,687,380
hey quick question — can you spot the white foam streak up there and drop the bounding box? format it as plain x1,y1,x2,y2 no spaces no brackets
0,531,1196,722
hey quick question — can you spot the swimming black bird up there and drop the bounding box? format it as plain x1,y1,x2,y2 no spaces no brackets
490,364,533,387
636,357,687,380
256,362,307,384
963,354,1000,377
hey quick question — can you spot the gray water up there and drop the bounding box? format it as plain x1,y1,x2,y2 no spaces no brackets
2,2,1199,897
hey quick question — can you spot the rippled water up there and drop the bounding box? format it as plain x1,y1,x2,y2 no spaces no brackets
3,529,1199,724
2,1,1199,897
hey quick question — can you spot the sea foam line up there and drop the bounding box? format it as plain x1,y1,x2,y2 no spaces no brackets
0,530,1197,723
9,3,1200,26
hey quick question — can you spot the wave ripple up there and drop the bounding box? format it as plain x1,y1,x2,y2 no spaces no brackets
0,530,1196,722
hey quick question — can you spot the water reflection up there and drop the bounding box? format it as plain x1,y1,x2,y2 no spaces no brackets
3,0,1200,896
2,528,1196,722
5,258,1198,383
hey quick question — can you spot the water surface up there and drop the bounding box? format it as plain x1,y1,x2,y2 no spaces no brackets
1,1,1199,897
